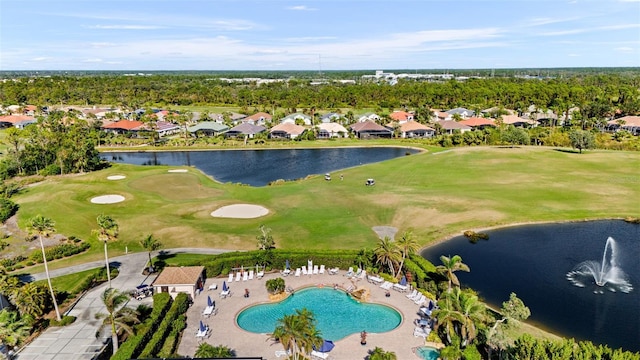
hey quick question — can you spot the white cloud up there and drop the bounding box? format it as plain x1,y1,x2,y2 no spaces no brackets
82,58,104,63
542,23,640,36
286,5,317,11
89,25,162,30
30,57,50,62
615,47,634,52
283,36,338,43
90,42,117,48
568,53,581,57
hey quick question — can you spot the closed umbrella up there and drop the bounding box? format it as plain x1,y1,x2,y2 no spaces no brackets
207,295,213,307
199,320,206,333
222,281,228,292
400,276,407,286
314,339,335,353
285,259,290,270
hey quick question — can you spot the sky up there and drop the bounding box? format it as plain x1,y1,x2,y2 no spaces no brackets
1,0,639,71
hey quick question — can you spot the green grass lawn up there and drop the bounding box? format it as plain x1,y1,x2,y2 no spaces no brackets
10,145,640,271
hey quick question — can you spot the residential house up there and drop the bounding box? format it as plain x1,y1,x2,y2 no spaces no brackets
155,121,181,137
433,110,452,122
434,120,472,134
281,113,312,126
356,113,381,122
350,120,392,139
243,112,272,126
152,266,205,300
459,117,496,129
480,107,516,117
229,112,248,124
389,111,414,123
0,115,37,129
607,116,640,135
320,112,343,123
270,122,306,139
317,123,349,138
101,120,145,135
398,121,435,138
499,115,538,128
446,107,475,119
188,121,229,137
225,123,266,139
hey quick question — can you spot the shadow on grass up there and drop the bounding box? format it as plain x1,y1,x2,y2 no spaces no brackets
553,148,580,154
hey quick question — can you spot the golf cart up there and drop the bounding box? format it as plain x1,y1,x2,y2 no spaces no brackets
131,284,153,300
365,178,375,186
324,173,331,181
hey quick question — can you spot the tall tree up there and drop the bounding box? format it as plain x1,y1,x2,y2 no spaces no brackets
0,309,33,348
436,255,470,292
487,292,531,357
256,224,275,250
94,214,119,288
568,129,595,153
271,308,322,360
139,234,162,272
27,215,61,321
396,230,419,277
373,236,401,278
10,282,47,318
95,288,139,354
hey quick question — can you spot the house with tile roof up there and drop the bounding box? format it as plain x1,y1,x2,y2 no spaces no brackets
398,121,435,138
434,120,472,134
101,120,145,135
350,120,392,139
459,117,496,129
389,111,414,123
607,116,640,135
433,110,452,122
155,121,181,137
188,121,229,137
152,266,205,300
317,122,349,138
243,112,272,126
0,115,37,129
320,112,344,123
356,112,380,122
499,115,538,127
225,123,266,138
281,113,312,126
446,107,475,119
270,122,306,139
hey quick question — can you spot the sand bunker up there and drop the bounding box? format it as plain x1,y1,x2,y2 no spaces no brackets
211,204,269,219
91,195,125,204
168,169,188,173
372,226,398,240
107,175,126,180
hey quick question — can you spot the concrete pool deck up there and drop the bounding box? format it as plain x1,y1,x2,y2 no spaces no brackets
178,270,430,360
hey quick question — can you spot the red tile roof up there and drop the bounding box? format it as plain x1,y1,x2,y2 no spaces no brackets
246,112,272,121
460,117,495,127
102,120,144,130
153,266,204,286
389,111,412,121
400,121,433,132
608,116,640,127
0,115,36,124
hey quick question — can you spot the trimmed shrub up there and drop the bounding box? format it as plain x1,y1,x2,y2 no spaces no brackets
138,293,189,358
50,315,76,327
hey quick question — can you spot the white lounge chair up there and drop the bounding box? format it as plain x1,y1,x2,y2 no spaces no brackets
248,270,254,280
345,267,354,278
357,269,367,281
275,350,291,358
353,268,362,278
257,270,264,279
281,268,291,277
196,325,209,339
311,350,329,359
319,265,325,274
328,267,339,275
393,283,408,292
243,272,248,281
380,281,393,290
414,294,426,305
203,305,216,317
313,265,319,274
301,266,308,275
228,273,233,283
406,289,418,300
413,326,429,338
208,283,218,291
220,289,231,298
235,272,241,282
294,268,301,277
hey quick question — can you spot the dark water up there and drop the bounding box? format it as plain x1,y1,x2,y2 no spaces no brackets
101,147,418,186
421,220,640,352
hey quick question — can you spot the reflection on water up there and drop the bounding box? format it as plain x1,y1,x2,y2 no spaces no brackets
101,147,418,186
421,220,640,352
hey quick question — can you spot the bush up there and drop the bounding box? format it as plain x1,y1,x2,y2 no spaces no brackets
0,198,18,223
266,277,285,294
138,293,189,358
50,315,76,327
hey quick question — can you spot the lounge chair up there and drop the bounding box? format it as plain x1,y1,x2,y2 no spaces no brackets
208,283,218,291
414,294,426,305
313,265,319,274
275,350,291,358
235,272,241,282
248,270,254,280
257,270,264,279
393,283,408,293
196,325,209,338
413,326,430,338
353,268,362,278
328,267,339,275
203,305,216,317
301,266,308,275
311,350,330,359
345,267,354,278
228,273,233,283
220,288,231,298
357,269,367,281
281,268,291,277
368,275,383,285
294,268,301,277
406,289,418,300
243,272,249,281
380,281,393,290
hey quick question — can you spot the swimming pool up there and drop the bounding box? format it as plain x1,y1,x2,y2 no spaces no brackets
415,346,440,360
236,287,402,340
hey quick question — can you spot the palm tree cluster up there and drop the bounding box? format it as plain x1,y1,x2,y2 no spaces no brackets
433,288,487,349
271,308,323,360
95,288,140,354
373,231,419,279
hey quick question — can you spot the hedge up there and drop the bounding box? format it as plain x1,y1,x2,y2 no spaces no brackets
157,314,187,358
29,242,91,263
111,292,172,360
138,293,189,358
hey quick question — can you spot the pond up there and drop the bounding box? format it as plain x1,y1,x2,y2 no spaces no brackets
101,147,419,186
421,220,640,352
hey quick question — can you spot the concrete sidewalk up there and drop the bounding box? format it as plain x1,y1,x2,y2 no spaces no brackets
15,248,232,360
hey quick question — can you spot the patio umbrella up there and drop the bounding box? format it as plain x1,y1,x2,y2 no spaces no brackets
222,281,228,292
314,339,335,353
207,295,213,307
285,259,290,270
199,320,206,332
400,276,407,286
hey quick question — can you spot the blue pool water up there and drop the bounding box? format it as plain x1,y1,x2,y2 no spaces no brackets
236,287,402,340
416,346,440,360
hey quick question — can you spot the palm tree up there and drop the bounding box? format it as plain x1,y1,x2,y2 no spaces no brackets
373,236,401,278
433,296,464,345
396,230,419,277
457,290,486,346
436,255,470,292
272,313,301,360
94,214,119,288
271,308,322,360
195,343,233,358
369,346,398,360
10,282,47,318
139,234,162,272
27,215,61,321
95,288,139,354
0,309,34,348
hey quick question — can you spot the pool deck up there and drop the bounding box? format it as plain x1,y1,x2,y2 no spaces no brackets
178,270,432,360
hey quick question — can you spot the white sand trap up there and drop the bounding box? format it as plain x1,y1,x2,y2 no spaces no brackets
211,204,269,219
107,175,126,180
372,226,398,240
168,169,188,173
91,194,125,204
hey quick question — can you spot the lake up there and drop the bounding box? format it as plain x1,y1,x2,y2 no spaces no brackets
421,220,640,352
101,147,419,186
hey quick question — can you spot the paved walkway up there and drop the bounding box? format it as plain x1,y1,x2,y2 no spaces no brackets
15,248,232,360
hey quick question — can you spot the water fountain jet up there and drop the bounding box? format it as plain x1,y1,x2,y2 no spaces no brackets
566,237,633,293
